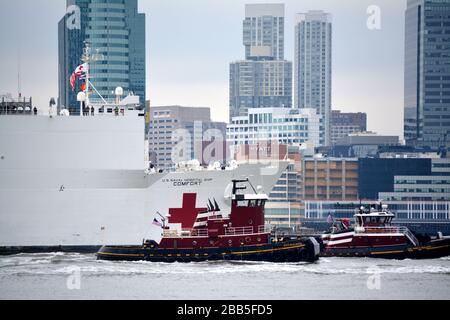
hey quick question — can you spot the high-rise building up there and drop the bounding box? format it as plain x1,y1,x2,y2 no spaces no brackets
404,0,450,149
148,106,227,171
230,4,292,120
331,110,367,145
58,0,146,114
295,11,332,146
243,3,285,60
229,60,292,118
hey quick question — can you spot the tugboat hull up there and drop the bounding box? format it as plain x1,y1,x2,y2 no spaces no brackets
97,238,320,263
321,238,450,260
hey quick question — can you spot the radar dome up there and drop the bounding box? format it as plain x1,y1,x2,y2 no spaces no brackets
77,92,86,102
115,87,124,96
60,109,70,116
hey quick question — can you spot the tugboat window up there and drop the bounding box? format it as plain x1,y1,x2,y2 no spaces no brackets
249,200,257,207
237,200,248,207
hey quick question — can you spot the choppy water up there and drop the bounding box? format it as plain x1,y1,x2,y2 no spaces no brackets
0,253,449,300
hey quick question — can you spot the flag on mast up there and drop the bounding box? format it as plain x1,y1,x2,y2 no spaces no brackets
152,218,163,228
70,63,88,91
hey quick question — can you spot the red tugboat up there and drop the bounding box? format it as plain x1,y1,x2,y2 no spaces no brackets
321,204,450,259
97,179,320,263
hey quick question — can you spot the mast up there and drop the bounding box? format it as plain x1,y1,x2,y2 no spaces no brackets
17,47,21,99
82,42,90,114
80,41,107,112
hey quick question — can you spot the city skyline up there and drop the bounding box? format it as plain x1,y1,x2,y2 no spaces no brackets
0,0,405,137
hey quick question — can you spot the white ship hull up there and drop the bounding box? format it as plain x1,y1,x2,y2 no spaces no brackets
0,116,286,249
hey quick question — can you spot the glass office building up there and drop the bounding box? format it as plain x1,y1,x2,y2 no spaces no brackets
404,0,450,148
58,0,146,114
358,158,432,200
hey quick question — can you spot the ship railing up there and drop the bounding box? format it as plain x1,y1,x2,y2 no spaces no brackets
259,225,273,234
0,109,34,115
163,230,179,237
362,226,409,234
362,226,420,246
225,225,268,236
225,226,253,236
189,229,209,237
164,229,209,238
403,228,420,246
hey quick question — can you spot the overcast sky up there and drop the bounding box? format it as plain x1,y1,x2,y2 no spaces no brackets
0,0,407,137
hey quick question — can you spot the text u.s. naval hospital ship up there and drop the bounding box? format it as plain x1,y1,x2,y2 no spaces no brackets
0,102,287,254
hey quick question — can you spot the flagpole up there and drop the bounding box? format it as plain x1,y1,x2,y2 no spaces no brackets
156,211,166,228
84,42,90,112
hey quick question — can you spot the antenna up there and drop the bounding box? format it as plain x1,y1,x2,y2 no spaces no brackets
17,47,21,99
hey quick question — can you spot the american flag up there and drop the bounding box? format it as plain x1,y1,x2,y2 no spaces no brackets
327,214,334,224
152,218,163,227
70,63,88,91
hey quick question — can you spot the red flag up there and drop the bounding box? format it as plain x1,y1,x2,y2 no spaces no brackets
70,73,77,91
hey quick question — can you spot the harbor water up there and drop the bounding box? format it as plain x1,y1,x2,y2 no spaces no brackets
0,253,449,300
